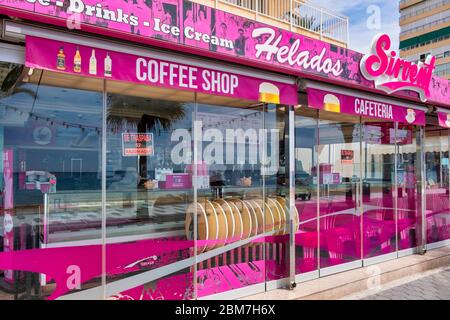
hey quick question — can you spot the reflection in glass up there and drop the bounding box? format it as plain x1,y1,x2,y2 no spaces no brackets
396,124,419,250
361,121,396,258
425,124,450,244
195,101,266,298
318,112,361,269
294,108,318,274
264,104,289,283
105,84,195,300
0,67,103,299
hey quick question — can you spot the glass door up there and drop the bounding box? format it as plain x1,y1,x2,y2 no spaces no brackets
396,124,420,254
424,124,450,247
294,107,319,278
105,82,196,300
193,99,266,298
318,111,362,274
264,104,290,287
361,120,397,262
193,100,289,298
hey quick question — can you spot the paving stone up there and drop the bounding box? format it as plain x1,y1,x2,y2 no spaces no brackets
362,268,450,300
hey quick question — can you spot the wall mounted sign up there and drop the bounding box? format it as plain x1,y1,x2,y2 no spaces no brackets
307,87,426,126
438,111,450,129
122,133,154,157
341,150,354,164
360,34,436,102
2,1,449,106
25,36,298,105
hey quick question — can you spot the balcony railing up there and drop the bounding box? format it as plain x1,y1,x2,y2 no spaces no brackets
401,16,450,36
218,0,349,44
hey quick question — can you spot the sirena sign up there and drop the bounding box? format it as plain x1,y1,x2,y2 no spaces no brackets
360,34,436,102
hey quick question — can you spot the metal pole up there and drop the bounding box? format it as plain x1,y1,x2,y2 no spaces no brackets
346,17,349,47
193,93,199,299
320,8,323,40
285,105,296,289
394,122,399,254
262,103,267,290
290,0,293,31
416,126,427,254
101,80,107,300
255,0,259,19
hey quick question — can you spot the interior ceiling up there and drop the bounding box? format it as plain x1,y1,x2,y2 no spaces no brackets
0,62,16,88
17,70,450,136
28,68,103,92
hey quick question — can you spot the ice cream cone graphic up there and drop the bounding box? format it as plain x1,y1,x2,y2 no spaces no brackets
324,94,341,113
259,82,280,104
406,108,416,124
445,114,450,128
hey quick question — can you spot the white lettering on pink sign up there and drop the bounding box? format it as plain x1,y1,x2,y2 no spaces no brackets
354,98,393,120
252,28,343,77
360,34,435,102
136,58,239,95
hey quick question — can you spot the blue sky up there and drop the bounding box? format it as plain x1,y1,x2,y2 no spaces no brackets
308,0,401,53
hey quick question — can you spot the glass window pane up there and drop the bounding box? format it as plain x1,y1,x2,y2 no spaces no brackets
397,123,420,251
195,93,266,298
294,107,318,274
264,104,289,283
318,111,361,269
105,81,195,300
361,119,396,259
425,124,450,244
0,66,103,300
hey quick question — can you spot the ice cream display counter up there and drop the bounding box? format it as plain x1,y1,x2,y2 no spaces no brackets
39,186,285,247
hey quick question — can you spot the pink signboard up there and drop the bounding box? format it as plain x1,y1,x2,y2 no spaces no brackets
2,149,14,210
1,1,449,107
307,87,426,126
25,35,298,105
361,34,436,103
438,112,450,129
2,149,14,283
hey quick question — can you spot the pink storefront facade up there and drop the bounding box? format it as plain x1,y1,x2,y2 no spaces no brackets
0,0,448,300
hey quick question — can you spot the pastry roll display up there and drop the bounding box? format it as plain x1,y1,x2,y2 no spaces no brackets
214,199,235,244
185,197,299,252
272,197,287,235
276,196,300,234
228,201,244,243
266,198,281,235
230,199,253,240
204,201,219,251
211,201,228,249
247,200,264,235
243,200,259,238
185,202,208,253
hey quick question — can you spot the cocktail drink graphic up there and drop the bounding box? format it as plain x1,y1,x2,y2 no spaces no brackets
445,114,450,128
259,83,280,104
323,94,341,113
406,108,416,124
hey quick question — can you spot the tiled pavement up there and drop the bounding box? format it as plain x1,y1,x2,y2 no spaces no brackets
347,267,450,300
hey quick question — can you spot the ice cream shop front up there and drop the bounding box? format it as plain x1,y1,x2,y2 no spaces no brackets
0,1,449,300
